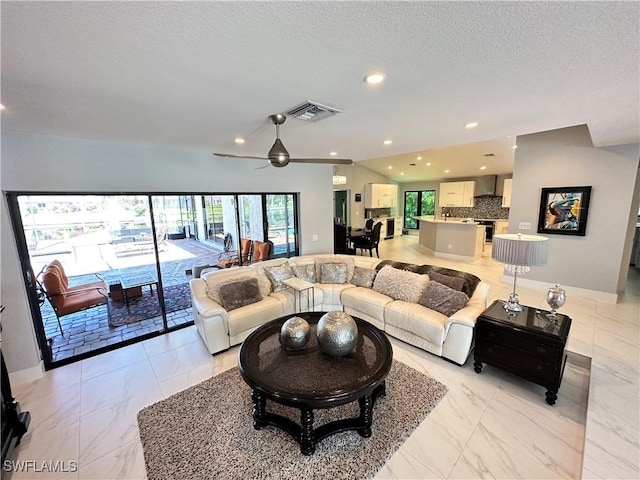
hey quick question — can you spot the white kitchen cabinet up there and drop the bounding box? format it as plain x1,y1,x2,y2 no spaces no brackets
365,183,397,208
502,178,513,208
494,220,509,235
438,181,475,207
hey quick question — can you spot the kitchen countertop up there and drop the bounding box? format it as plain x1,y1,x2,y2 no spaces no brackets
414,216,480,225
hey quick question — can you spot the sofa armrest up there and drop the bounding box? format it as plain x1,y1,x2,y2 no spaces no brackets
445,281,490,329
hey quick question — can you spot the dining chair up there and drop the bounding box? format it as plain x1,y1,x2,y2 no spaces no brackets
353,221,382,257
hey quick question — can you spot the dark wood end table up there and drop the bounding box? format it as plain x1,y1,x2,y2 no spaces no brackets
474,300,572,405
238,311,393,455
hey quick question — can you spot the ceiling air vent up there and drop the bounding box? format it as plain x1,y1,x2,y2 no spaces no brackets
285,101,341,122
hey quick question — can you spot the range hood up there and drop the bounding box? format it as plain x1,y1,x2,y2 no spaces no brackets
474,175,498,197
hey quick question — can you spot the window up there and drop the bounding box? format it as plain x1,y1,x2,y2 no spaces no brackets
403,190,435,229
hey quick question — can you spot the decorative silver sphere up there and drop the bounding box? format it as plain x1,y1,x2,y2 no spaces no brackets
280,316,310,350
316,311,358,357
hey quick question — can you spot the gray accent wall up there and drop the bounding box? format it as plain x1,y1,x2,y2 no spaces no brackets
1,132,335,373
511,125,640,294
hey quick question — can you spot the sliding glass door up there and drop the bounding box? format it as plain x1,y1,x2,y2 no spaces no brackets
404,190,436,229
8,191,300,369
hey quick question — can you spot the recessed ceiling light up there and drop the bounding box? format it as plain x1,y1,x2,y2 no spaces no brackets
364,72,386,84
383,139,392,145
329,151,337,156
444,169,450,173
464,122,479,129
416,156,422,160
0,104,5,110
400,172,405,176
480,166,487,170
512,145,518,149
426,162,431,166
234,137,245,144
387,166,393,170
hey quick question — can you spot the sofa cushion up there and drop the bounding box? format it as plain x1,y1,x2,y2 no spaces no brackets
218,278,263,311
292,264,317,283
320,263,348,284
384,301,447,347
341,286,392,319
419,280,469,317
351,266,377,288
264,263,295,292
372,265,429,303
428,271,465,291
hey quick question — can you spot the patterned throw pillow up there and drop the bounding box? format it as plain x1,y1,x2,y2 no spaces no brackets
218,278,263,311
264,263,295,292
320,263,348,284
428,271,465,291
418,281,469,317
314,256,355,282
293,264,317,283
372,265,429,303
351,266,377,288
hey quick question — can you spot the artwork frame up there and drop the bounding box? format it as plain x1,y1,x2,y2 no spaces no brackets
537,186,592,236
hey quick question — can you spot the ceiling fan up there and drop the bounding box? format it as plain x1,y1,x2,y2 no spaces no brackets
214,114,353,168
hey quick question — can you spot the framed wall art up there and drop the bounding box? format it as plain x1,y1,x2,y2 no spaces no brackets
537,186,592,236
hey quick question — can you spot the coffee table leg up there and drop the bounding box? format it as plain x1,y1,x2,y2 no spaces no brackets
300,408,315,455
252,390,266,429
358,394,373,437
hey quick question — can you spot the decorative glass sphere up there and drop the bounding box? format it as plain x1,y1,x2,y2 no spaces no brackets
279,316,310,350
546,283,566,319
316,311,358,357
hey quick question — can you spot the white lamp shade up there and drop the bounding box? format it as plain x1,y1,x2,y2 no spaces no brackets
492,233,549,266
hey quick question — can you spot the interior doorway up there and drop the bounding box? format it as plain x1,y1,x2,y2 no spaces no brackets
334,190,349,225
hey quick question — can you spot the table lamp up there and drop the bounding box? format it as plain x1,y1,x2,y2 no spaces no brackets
492,233,549,313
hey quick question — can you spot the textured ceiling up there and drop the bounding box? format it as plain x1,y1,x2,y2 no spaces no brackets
1,1,638,183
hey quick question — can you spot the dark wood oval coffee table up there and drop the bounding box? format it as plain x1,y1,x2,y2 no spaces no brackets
238,311,393,455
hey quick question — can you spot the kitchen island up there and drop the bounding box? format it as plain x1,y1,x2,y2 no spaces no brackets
414,216,485,260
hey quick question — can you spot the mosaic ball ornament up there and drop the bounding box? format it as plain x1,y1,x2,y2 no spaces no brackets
279,316,311,350
316,311,358,357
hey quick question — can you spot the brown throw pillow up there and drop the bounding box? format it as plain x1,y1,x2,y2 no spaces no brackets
428,271,465,291
419,281,469,317
218,278,263,311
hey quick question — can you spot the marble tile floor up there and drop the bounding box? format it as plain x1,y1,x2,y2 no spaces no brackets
7,235,639,479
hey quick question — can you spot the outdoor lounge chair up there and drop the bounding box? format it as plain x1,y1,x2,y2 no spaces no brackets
38,260,109,335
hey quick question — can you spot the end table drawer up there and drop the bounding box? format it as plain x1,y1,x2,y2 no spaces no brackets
478,325,561,360
476,343,560,382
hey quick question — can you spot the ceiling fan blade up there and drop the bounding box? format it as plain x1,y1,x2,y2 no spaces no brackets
288,158,353,165
213,153,269,161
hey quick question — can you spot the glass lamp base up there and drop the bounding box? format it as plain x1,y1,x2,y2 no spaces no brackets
503,292,523,314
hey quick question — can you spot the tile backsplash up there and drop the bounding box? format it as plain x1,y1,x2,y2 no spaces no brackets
443,196,509,219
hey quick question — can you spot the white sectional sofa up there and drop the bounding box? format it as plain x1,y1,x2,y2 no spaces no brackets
189,254,490,365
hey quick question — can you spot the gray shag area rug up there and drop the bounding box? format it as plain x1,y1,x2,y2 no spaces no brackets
137,360,447,480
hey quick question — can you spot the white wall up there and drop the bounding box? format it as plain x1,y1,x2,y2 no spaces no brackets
511,125,640,295
1,132,335,373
